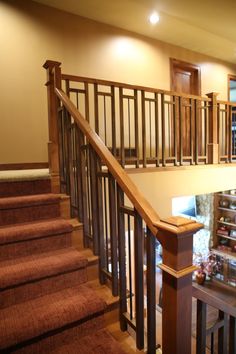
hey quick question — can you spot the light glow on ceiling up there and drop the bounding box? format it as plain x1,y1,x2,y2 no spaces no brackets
149,12,160,25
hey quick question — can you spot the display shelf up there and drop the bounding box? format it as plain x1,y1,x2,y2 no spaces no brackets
216,234,236,241
218,207,236,213
217,220,236,227
211,247,236,261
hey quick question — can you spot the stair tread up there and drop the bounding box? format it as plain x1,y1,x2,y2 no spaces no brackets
0,218,72,245
51,328,125,354
0,284,106,350
0,247,87,289
0,193,60,210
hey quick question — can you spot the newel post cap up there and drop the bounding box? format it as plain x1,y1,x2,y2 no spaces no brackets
43,60,61,69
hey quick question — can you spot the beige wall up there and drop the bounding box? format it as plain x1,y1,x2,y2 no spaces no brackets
1,0,236,163
129,165,236,218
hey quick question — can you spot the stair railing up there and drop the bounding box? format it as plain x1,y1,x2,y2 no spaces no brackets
44,60,203,354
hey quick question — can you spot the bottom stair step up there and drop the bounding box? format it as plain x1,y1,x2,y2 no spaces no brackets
0,284,106,353
50,328,126,354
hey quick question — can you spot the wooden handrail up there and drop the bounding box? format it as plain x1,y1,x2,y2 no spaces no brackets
62,73,211,101
217,100,236,107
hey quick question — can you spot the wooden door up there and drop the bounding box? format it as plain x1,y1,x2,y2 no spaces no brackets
170,59,201,162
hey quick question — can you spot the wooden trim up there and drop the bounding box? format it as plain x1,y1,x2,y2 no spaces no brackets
0,162,49,171
170,58,201,96
227,74,236,102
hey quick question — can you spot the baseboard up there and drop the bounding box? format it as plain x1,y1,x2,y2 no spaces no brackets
0,162,49,171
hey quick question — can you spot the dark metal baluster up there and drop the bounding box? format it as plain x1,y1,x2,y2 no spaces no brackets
161,93,166,166
229,315,236,354
103,96,107,146
179,96,183,165
119,88,125,167
128,99,131,160
190,98,194,164
173,95,178,165
97,168,106,284
196,299,207,354
146,227,156,354
74,124,83,221
134,89,139,167
111,86,116,156
89,147,99,255
127,215,133,320
134,210,144,350
84,82,90,122
218,310,228,354
94,83,99,134
195,99,199,164
149,100,152,159
117,185,127,331
141,91,146,167
78,130,89,247
210,333,214,354
229,105,232,162
103,176,109,272
108,173,118,296
155,93,160,167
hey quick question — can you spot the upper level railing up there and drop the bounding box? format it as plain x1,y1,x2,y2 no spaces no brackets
59,73,236,168
44,60,202,354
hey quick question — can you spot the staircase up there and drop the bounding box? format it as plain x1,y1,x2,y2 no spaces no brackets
0,174,125,353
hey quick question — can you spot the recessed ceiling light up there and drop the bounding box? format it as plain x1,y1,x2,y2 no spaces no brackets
149,12,160,25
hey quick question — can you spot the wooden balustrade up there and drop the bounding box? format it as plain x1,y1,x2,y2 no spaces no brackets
44,60,212,354
193,281,236,354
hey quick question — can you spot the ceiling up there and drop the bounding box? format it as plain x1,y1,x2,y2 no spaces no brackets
33,0,236,65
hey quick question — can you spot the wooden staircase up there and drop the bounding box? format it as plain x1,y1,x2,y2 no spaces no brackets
0,175,124,353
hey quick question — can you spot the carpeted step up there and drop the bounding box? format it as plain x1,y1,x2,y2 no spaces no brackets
50,328,126,354
0,248,88,308
0,179,51,198
0,219,73,261
0,284,106,353
0,194,60,226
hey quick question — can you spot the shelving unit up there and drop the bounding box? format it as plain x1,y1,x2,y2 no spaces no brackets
212,191,236,260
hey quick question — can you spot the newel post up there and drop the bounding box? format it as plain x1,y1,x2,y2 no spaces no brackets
156,216,203,354
206,92,219,164
43,60,62,193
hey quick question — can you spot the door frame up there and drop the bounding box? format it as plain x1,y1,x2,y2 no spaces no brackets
228,74,236,101
170,58,201,95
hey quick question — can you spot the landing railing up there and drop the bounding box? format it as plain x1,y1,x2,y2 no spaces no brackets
193,281,236,354
61,73,211,167
44,60,203,354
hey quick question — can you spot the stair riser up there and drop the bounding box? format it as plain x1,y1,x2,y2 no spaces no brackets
11,316,104,354
0,180,51,198
1,268,88,309
0,233,72,261
0,203,60,226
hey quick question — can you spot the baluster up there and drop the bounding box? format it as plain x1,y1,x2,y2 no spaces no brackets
89,147,99,255
111,86,116,156
94,83,99,134
196,299,207,354
161,93,166,166
84,82,90,122
179,96,183,165
77,129,90,247
108,173,118,296
218,310,228,354
134,210,144,350
155,93,160,167
141,91,147,167
229,315,236,354
134,90,139,168
74,125,83,221
117,185,127,331
229,104,232,162
173,95,178,165
119,88,125,167
190,98,194,164
146,227,156,354
97,167,106,284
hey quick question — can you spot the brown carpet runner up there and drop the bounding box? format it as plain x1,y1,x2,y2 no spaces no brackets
0,178,125,353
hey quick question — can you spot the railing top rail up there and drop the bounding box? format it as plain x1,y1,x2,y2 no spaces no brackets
217,99,236,107
61,73,211,102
